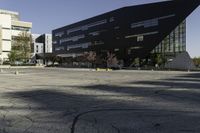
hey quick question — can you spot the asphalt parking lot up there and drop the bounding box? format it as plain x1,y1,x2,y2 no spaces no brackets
0,68,200,133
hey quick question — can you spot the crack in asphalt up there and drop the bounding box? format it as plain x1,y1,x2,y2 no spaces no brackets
70,108,158,133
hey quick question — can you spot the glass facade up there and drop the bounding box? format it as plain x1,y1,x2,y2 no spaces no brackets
152,20,186,55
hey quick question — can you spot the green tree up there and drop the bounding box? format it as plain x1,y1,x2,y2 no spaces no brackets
8,50,17,63
193,57,200,67
9,32,32,63
151,53,165,66
133,58,140,67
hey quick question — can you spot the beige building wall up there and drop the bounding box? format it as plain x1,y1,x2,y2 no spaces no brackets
0,14,12,60
0,26,2,54
0,9,32,61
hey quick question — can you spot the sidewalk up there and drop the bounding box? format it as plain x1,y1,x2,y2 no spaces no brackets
0,65,45,69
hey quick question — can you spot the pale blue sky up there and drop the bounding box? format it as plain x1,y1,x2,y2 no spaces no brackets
1,0,200,57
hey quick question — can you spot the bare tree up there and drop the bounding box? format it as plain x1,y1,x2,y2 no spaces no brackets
107,52,119,68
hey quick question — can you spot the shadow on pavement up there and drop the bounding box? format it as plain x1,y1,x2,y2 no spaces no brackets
1,72,200,133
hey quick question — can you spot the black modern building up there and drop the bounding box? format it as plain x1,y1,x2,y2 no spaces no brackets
52,0,200,67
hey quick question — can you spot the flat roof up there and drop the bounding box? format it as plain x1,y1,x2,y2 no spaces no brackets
0,9,19,15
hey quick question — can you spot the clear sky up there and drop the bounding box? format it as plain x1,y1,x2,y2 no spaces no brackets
1,0,200,57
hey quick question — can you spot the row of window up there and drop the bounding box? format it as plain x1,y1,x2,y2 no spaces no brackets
60,34,85,44
55,14,175,38
55,46,64,51
55,40,106,51
67,42,91,50
55,32,64,37
12,26,30,31
89,31,100,36
58,29,107,44
66,19,107,35
131,14,175,29
125,31,159,42
54,17,116,37
125,31,159,39
55,42,91,51
131,18,158,28
56,30,158,46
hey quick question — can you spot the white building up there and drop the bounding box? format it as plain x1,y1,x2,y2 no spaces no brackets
0,9,32,63
44,34,52,53
31,34,52,65
32,34,52,54
32,34,43,54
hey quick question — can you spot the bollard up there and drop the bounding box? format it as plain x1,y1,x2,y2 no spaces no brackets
106,68,112,71
15,71,19,75
0,69,3,73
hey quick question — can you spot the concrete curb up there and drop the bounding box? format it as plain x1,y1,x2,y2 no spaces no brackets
0,65,45,69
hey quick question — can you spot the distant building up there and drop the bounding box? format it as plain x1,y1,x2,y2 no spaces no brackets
36,34,52,54
52,0,200,69
0,9,32,63
32,34,44,54
31,34,52,65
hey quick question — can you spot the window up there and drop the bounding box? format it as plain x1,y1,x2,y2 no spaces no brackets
55,32,64,37
67,42,92,50
114,48,119,52
87,20,107,28
131,22,144,28
12,26,29,31
125,31,158,39
52,41,57,44
114,26,120,30
67,19,107,34
152,20,185,54
137,36,144,42
67,27,82,34
143,19,158,28
82,25,88,31
89,31,99,36
109,17,115,22
131,14,175,29
55,46,64,51
60,35,85,44
94,41,104,45
159,14,175,20
116,37,120,40
36,45,38,53
130,46,142,50
131,18,158,28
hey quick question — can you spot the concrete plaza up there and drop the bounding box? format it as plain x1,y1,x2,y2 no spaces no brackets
0,68,200,133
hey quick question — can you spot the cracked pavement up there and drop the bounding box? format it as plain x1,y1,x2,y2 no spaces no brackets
0,68,200,133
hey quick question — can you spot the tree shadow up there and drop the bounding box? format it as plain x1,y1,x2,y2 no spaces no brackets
2,72,200,133
178,73,200,79
2,87,200,133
